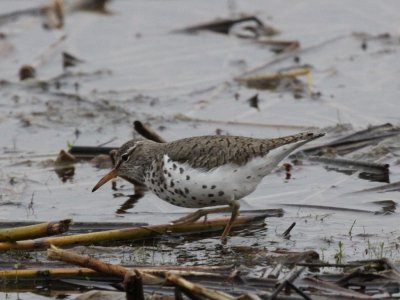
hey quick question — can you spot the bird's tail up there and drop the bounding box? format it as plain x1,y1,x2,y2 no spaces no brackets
268,132,325,150
259,132,325,175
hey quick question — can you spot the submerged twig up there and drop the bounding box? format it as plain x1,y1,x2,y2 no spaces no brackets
240,35,344,77
269,266,307,300
236,67,311,90
308,156,389,175
285,281,312,300
175,114,315,130
348,219,357,236
350,180,400,194
265,264,283,279
69,120,165,159
19,34,67,80
48,245,162,284
69,146,115,158
282,203,376,214
0,213,273,250
176,16,277,37
281,222,296,238
0,265,234,281
124,270,145,300
62,51,84,69
0,267,98,280
300,123,400,157
133,120,166,143
302,277,371,299
166,273,235,300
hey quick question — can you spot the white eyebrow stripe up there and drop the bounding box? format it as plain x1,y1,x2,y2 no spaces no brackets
124,145,137,156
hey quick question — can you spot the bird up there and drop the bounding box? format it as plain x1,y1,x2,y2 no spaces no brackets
92,132,325,241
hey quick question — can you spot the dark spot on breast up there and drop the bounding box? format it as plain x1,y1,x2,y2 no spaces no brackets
179,167,184,174
246,176,252,179
163,170,167,174
218,191,224,196
164,183,167,189
174,189,179,194
184,188,189,194
168,172,172,177
152,172,155,177
186,175,190,180
233,169,237,173
167,158,171,162
202,185,207,189
173,164,177,170
160,188,164,192
211,185,216,189
170,181,175,187
191,196,197,200
208,194,214,197
151,179,155,184
211,200,217,203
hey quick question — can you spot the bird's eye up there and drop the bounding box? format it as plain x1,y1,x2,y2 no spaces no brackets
121,153,129,162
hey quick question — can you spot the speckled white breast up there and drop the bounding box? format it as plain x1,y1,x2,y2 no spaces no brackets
144,153,277,208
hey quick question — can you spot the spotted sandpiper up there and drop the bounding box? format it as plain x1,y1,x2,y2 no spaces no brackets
92,132,324,241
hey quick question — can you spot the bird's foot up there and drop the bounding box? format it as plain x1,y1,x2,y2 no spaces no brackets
172,209,207,224
172,206,232,225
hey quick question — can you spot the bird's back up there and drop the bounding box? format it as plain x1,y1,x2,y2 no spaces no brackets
163,133,317,170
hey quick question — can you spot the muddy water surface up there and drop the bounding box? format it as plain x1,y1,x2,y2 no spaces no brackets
1,1,400,299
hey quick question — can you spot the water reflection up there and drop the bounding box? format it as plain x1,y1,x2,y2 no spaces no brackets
54,165,75,182
115,192,144,214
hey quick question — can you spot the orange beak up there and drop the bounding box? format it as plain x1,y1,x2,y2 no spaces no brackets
92,169,118,192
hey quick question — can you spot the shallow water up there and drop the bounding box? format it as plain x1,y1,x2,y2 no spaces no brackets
1,0,400,298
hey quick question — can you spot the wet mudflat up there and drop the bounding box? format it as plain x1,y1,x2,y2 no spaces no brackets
1,0,400,299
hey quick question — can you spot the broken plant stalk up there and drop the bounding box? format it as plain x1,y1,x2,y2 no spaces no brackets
0,267,97,279
0,219,72,242
48,245,162,284
0,213,271,250
166,273,235,300
236,67,311,90
0,265,233,281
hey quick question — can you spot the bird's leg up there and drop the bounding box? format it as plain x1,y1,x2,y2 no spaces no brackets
203,214,208,223
220,200,240,242
172,206,232,224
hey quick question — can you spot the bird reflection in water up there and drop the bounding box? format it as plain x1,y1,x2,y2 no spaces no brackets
114,184,147,214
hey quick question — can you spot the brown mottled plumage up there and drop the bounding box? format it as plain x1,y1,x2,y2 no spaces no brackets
165,133,316,169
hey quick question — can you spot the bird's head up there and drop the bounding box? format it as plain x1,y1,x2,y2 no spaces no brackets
92,139,157,192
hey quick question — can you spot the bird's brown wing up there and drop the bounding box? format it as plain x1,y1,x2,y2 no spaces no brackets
163,133,316,170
